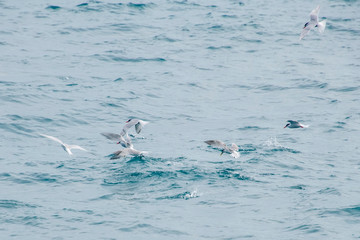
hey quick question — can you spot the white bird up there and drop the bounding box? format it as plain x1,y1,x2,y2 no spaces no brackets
101,119,149,146
39,133,87,155
101,132,133,148
284,120,308,129
121,119,149,136
300,5,327,40
109,146,148,159
205,140,240,158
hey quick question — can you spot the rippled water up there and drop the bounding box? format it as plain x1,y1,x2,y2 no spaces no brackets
1,0,360,239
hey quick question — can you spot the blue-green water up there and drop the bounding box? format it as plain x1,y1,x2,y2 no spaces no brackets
1,0,360,239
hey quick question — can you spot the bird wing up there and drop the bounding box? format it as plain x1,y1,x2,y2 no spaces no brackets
135,122,142,134
39,133,64,145
101,132,123,141
205,140,226,149
122,120,138,132
288,120,299,124
310,5,320,22
110,150,122,159
299,23,315,40
101,132,132,148
68,145,87,152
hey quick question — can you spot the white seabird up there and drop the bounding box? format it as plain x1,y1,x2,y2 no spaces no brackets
121,119,149,136
300,5,327,40
284,120,308,129
101,118,149,146
39,133,87,155
109,146,148,159
205,140,240,158
101,132,133,148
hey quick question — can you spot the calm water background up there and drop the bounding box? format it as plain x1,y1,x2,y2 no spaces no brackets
1,0,360,239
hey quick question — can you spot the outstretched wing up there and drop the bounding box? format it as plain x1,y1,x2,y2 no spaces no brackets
122,120,138,133
39,133,64,145
101,132,122,141
110,150,122,159
310,5,320,22
205,140,226,149
299,23,315,40
287,120,299,124
68,145,87,152
135,122,142,134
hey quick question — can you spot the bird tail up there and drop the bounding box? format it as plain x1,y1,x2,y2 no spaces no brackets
140,120,149,126
231,152,240,159
317,20,326,33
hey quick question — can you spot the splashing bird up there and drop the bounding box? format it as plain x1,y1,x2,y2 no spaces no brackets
109,146,148,159
205,140,240,158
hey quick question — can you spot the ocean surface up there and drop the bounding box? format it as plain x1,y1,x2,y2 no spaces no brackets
1,0,360,239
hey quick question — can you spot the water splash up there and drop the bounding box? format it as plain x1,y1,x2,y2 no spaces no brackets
263,137,284,148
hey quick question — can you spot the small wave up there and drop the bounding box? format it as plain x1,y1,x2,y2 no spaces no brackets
317,187,341,196
297,82,328,89
245,39,263,43
0,122,34,137
29,173,60,183
118,223,188,236
100,102,125,108
127,3,155,9
287,224,322,234
153,34,178,42
63,27,100,33
0,81,15,86
207,45,232,50
93,54,166,63
257,84,289,91
289,184,306,190
237,126,269,131
322,205,360,218
217,168,256,181
208,25,224,31
46,5,61,10
103,169,178,186
0,199,38,209
157,189,200,200
329,86,359,92
76,3,88,7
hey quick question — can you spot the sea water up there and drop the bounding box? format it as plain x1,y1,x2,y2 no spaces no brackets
1,0,360,239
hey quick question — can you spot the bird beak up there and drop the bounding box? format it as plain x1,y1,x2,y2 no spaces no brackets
284,124,289,128
117,141,120,144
